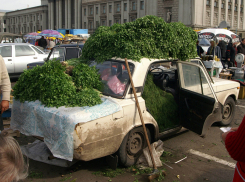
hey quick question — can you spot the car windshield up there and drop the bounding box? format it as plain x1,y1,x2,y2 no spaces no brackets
49,47,65,60
95,60,134,98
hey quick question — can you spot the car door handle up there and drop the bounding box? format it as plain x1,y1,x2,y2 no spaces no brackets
33,57,37,59
8,59,12,61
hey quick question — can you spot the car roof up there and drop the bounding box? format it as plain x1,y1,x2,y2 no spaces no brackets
54,43,84,49
0,43,31,46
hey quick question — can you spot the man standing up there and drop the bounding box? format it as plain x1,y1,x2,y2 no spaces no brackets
226,42,236,68
38,36,47,50
49,39,56,49
237,38,245,55
196,40,204,57
0,55,11,130
207,39,222,60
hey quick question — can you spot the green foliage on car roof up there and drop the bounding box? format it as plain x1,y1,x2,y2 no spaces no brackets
13,59,102,108
81,15,198,63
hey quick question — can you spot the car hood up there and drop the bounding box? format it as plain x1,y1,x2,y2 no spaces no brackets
211,77,240,93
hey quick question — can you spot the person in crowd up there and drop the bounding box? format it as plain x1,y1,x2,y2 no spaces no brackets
222,115,245,182
207,39,222,60
0,55,11,115
49,38,56,49
56,40,61,45
226,41,236,68
237,38,245,55
0,131,28,182
196,40,204,57
218,40,227,66
35,39,39,46
38,36,47,50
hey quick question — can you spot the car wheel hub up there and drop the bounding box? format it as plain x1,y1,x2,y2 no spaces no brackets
223,104,231,119
126,133,143,155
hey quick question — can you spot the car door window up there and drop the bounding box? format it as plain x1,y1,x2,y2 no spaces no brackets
15,45,35,57
181,64,214,98
66,48,79,60
0,46,12,57
32,46,44,54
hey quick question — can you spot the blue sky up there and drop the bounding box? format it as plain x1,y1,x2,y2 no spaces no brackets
0,0,41,11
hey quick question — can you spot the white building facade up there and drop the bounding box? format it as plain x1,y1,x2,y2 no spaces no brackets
3,0,245,37
4,5,48,34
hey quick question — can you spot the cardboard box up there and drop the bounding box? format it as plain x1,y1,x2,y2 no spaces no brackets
239,86,245,99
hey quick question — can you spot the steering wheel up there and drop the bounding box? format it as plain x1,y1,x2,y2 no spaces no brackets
150,67,166,79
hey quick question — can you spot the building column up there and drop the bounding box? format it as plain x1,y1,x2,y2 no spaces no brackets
231,0,235,28
58,0,62,29
243,0,245,29
218,0,221,25
65,0,68,28
225,0,228,21
238,1,241,29
48,1,51,29
68,0,71,29
56,0,59,29
210,0,214,26
77,0,81,28
51,1,55,29
202,0,206,26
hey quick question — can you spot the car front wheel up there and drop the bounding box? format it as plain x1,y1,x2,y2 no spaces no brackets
118,126,151,167
219,97,235,126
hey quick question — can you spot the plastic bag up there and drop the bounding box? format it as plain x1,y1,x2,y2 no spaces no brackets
137,140,164,167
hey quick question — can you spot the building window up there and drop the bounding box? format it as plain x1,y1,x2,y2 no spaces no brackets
124,3,127,11
34,16,35,21
241,7,243,12
40,15,42,20
40,26,42,30
90,7,93,15
206,0,210,5
84,8,86,16
37,15,39,20
242,0,244,5
102,20,106,26
34,26,35,32
109,20,112,26
124,19,127,23
214,1,217,7
96,21,99,28
109,5,112,13
132,2,136,10
116,19,119,24
140,1,144,10
103,6,106,13
221,3,224,8
89,21,93,29
228,4,231,10
116,4,120,12
84,22,86,28
235,6,238,11
96,7,99,14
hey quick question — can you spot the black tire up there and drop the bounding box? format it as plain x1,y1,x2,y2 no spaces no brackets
118,126,151,167
219,97,235,126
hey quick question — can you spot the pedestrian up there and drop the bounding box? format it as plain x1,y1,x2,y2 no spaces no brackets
0,130,28,182
196,40,204,57
49,38,56,49
226,42,236,68
207,39,222,60
38,36,47,50
0,55,11,116
237,38,245,55
222,115,245,182
218,40,227,67
35,39,39,46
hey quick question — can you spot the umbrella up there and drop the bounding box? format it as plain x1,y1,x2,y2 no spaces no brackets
198,38,211,46
39,29,63,38
198,28,240,44
24,32,41,39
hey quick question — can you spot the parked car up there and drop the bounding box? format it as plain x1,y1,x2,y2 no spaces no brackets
27,43,84,69
17,58,240,167
0,43,48,78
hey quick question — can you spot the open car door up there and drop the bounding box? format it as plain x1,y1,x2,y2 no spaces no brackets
177,61,222,137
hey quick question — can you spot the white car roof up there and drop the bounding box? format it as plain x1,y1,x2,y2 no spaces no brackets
0,43,32,46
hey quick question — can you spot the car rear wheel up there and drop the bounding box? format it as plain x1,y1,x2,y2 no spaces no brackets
219,97,235,126
118,126,151,167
